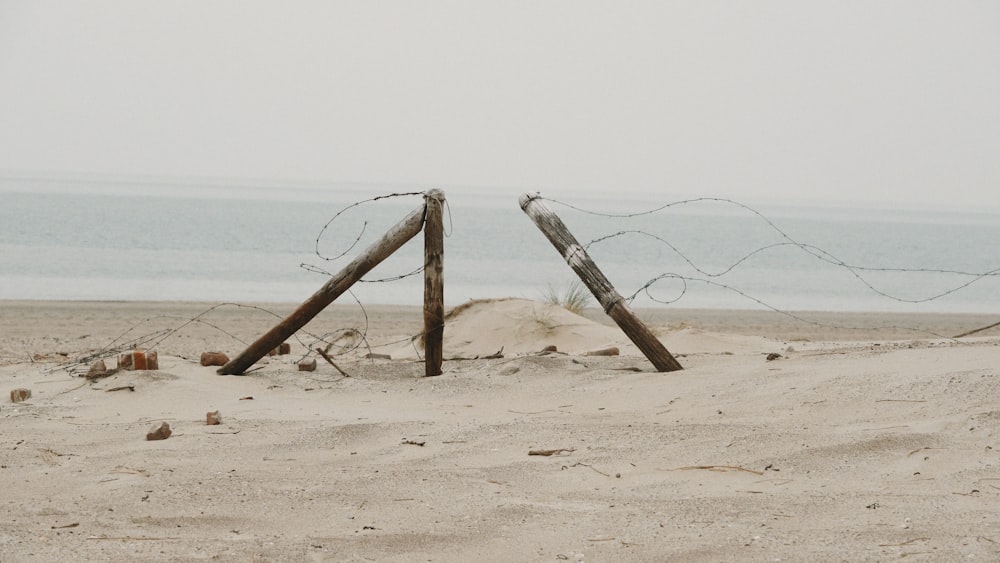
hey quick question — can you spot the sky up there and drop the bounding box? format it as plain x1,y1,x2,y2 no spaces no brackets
1,1,998,210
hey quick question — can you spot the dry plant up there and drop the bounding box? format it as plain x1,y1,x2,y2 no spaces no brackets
542,281,593,316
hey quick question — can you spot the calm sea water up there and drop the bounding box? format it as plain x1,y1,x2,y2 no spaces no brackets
2,178,999,313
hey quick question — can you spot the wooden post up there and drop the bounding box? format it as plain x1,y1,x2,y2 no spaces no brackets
519,192,683,372
423,189,445,376
218,203,427,375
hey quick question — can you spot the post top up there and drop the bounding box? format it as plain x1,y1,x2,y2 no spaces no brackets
518,192,541,209
425,188,446,201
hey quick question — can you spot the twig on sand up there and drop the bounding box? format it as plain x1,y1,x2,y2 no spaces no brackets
953,320,1000,338
87,535,180,541
55,382,89,396
483,347,504,359
315,347,349,377
907,447,945,457
104,385,135,392
878,538,930,547
529,448,575,457
447,347,506,361
665,465,764,476
564,461,612,477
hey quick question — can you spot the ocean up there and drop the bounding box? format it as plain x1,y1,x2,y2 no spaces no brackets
2,177,999,314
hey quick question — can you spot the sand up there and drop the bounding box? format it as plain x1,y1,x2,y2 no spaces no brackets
1,298,999,562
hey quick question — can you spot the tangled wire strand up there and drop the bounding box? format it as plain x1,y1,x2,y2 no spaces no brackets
543,195,999,338
547,195,999,305
301,191,443,283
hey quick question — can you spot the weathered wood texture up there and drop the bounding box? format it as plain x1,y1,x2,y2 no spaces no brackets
519,192,683,372
218,204,427,375
423,189,445,376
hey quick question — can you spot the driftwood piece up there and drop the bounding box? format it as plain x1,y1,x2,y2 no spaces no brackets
519,193,683,372
423,189,445,377
218,203,427,375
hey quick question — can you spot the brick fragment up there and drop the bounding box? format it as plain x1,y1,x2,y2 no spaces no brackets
268,342,292,356
298,358,317,372
119,350,158,371
10,388,31,403
585,346,620,357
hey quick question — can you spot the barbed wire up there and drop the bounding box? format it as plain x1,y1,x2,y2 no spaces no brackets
586,229,1000,305
302,191,429,282
541,194,1000,338
57,191,1000,374
64,190,450,375
63,297,402,376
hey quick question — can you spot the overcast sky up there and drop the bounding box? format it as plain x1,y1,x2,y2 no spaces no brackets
1,1,998,209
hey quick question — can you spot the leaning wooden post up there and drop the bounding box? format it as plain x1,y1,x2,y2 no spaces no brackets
423,189,445,376
218,202,427,375
519,192,683,372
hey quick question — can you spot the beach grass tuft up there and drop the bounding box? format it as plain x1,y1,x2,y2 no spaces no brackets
542,281,593,316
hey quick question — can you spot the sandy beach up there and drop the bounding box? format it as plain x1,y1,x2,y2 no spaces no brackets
1,298,998,561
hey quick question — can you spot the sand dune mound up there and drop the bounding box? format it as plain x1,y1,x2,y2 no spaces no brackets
396,297,787,360
435,297,629,358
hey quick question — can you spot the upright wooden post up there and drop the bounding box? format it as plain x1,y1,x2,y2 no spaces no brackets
519,192,683,372
423,189,445,376
218,203,427,375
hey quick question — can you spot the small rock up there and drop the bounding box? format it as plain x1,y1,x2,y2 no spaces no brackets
146,421,171,441
364,353,392,360
10,388,31,403
200,352,229,367
298,358,317,372
86,360,108,379
766,353,783,361
540,345,558,353
585,346,619,357
206,411,221,425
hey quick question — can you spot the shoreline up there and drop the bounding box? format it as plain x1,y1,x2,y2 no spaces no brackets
3,298,998,343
